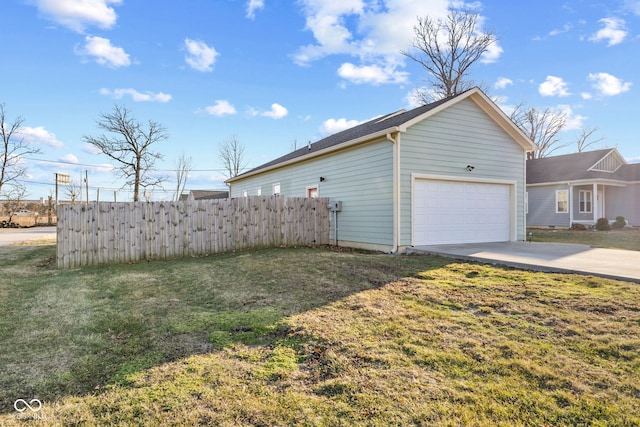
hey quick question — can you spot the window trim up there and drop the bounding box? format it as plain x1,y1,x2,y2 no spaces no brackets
579,190,592,213
272,183,281,195
306,185,319,198
556,189,568,213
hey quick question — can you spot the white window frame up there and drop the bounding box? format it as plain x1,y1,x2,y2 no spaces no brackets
556,190,568,213
306,186,319,198
272,183,281,195
256,187,261,196
242,190,248,197
579,190,592,213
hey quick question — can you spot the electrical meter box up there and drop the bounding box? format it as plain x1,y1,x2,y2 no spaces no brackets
328,201,342,212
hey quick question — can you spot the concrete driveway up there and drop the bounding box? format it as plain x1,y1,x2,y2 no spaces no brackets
0,226,57,246
408,242,640,283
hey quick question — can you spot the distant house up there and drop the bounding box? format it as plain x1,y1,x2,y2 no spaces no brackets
180,190,229,201
227,88,537,252
526,148,640,227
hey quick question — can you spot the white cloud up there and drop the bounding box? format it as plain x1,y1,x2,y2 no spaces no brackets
494,77,513,90
319,117,362,136
404,87,426,109
261,103,288,119
539,75,570,97
589,17,627,46
184,38,219,72
588,72,632,96
76,36,130,67
17,126,64,148
581,92,593,100
556,105,586,131
60,153,79,164
34,0,121,33
246,0,264,19
480,42,503,63
204,100,237,116
99,88,172,103
337,62,408,85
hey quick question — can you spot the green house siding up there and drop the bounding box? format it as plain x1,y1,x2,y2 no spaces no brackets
399,98,527,246
230,139,395,247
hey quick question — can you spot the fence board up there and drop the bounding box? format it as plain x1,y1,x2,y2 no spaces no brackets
56,196,330,268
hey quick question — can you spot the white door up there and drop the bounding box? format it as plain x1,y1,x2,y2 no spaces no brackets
413,179,511,245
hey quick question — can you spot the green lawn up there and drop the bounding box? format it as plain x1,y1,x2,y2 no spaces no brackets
528,227,640,251
1,244,639,426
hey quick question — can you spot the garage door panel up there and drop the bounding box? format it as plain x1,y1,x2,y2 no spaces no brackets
414,179,511,245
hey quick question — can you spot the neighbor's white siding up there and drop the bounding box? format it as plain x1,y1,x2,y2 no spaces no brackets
230,139,395,248
399,98,527,246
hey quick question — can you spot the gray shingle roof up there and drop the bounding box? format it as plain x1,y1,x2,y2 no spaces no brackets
527,149,639,184
235,94,455,178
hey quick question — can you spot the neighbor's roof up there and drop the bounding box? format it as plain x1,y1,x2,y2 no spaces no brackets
228,87,535,183
527,148,640,184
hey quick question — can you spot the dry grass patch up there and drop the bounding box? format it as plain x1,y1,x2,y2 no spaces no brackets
528,227,640,251
1,246,639,425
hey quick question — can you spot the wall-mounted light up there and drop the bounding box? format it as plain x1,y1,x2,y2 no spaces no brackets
466,164,475,172
320,177,326,182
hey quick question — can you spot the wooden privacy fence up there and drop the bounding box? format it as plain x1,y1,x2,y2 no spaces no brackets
57,196,330,268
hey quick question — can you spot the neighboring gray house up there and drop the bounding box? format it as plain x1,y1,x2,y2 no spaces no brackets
527,148,640,227
227,88,537,252
179,190,229,201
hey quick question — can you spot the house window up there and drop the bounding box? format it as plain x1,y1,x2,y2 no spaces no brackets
307,186,319,198
579,190,592,213
556,190,568,213
256,187,261,196
242,190,248,197
273,183,281,195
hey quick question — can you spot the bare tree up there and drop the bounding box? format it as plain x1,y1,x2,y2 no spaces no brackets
510,103,567,160
402,9,498,103
3,184,27,224
83,105,168,201
174,153,193,201
64,178,83,203
0,104,41,196
575,126,604,152
219,134,247,182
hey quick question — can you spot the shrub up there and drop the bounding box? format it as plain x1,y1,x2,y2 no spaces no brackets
612,216,626,229
571,223,587,231
595,217,611,231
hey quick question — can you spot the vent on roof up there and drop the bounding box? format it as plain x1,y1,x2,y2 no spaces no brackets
590,151,625,173
375,109,406,123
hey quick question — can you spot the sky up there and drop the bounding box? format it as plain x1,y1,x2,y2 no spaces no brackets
2,0,639,201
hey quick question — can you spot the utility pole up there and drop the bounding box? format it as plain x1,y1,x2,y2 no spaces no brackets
85,170,89,204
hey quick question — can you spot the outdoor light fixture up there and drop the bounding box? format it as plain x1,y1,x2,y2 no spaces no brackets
320,177,326,182
466,164,475,172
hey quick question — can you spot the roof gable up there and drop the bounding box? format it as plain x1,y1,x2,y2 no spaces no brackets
527,148,636,184
229,87,536,183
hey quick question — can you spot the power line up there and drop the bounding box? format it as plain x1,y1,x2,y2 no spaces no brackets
24,156,256,172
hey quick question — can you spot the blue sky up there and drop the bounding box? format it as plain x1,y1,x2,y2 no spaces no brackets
2,0,639,201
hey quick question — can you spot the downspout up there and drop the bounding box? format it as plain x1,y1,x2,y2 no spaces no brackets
386,132,400,253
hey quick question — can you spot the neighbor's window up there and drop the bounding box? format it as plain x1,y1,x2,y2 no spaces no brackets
256,187,261,196
273,183,281,195
242,190,248,197
579,190,592,213
556,190,568,213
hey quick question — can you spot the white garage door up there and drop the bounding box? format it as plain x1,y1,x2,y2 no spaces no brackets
413,179,511,245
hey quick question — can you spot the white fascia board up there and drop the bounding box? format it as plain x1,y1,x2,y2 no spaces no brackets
227,127,400,183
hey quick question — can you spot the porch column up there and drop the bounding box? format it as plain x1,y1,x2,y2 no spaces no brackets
568,183,573,226
593,183,598,220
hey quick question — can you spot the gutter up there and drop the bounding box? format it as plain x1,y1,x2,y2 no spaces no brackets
227,127,401,184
